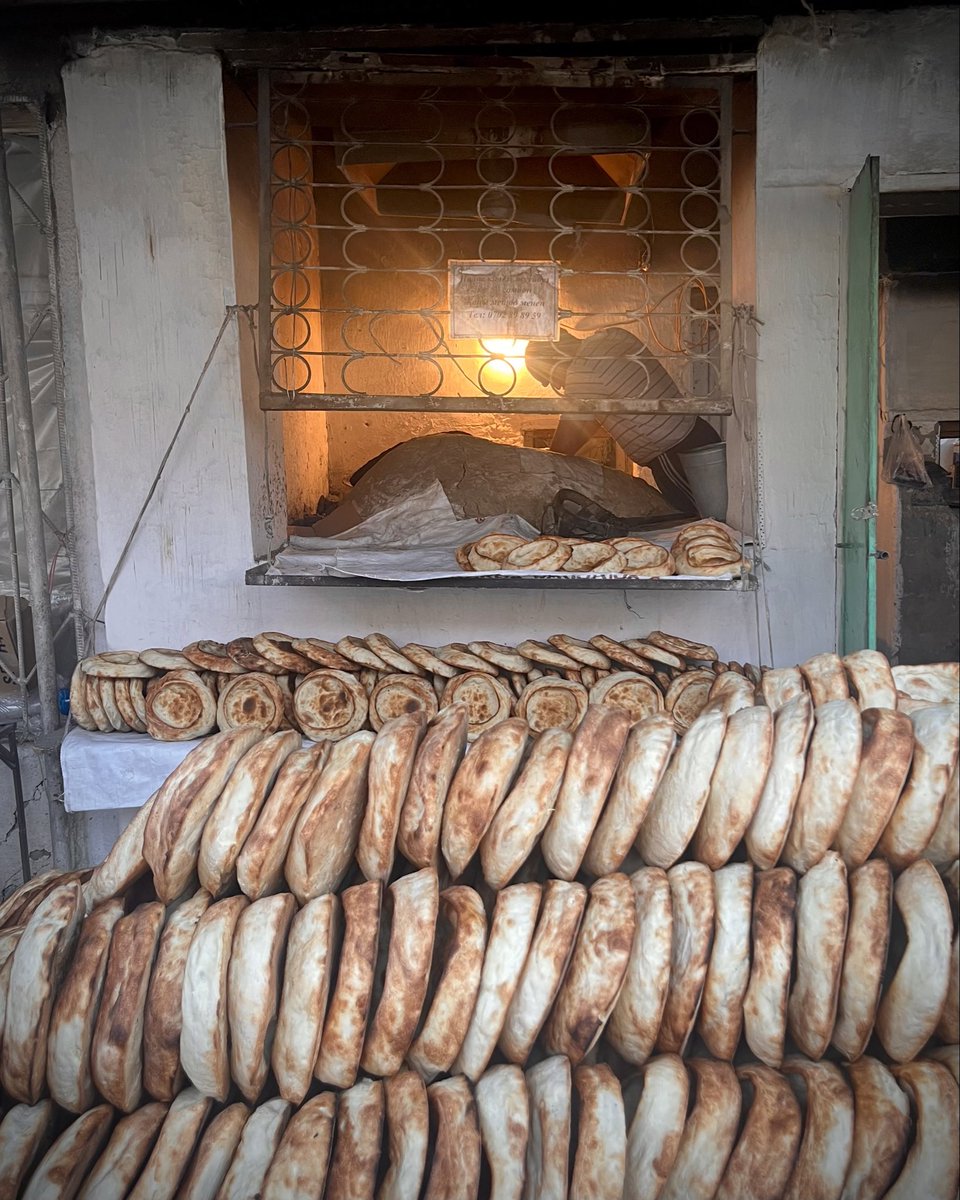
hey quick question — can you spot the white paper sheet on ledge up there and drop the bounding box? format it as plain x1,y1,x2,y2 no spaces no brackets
267,481,751,583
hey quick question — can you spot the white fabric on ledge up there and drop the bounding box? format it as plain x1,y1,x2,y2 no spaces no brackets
60,727,201,812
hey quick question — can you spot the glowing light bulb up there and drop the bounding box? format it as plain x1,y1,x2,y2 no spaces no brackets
476,337,530,395
481,337,529,360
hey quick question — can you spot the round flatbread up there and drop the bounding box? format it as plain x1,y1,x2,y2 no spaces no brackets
287,637,354,671
114,679,147,733
225,637,287,674
609,537,675,576
780,1059,854,1200
588,635,656,676
605,867,673,1066
589,671,664,722
503,538,572,572
892,662,960,705
473,534,528,564
843,648,897,710
799,652,850,706
456,543,474,571
665,670,715,731
516,640,581,671
436,644,498,675
672,521,745,576
252,632,317,674
547,635,611,670
875,859,952,1063
561,542,624,573
441,672,513,740
482,731,574,892
832,859,892,1062
336,636,390,671
761,666,807,712
129,678,148,728
182,640,243,675
467,543,502,571
145,672,217,741
217,673,285,734
623,640,686,671
646,631,719,662
83,677,112,732
82,652,157,679
293,669,369,741
98,678,130,732
584,714,676,878
745,692,815,870
516,678,588,733
139,648,195,671
706,671,757,715
69,664,98,731
365,633,426,676
467,641,534,673
369,674,439,731
401,644,459,678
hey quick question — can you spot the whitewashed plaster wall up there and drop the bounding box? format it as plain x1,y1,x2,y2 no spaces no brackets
60,12,958,676
754,6,959,662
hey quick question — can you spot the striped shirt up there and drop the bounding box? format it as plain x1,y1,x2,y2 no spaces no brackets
561,328,695,464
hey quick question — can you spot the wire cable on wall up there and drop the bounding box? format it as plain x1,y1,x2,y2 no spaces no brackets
79,305,253,661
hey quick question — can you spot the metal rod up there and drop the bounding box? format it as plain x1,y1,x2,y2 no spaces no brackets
0,725,31,883
0,112,59,738
0,366,30,722
39,107,86,660
257,70,272,405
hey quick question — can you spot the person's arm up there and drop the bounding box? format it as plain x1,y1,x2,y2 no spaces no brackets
550,415,602,456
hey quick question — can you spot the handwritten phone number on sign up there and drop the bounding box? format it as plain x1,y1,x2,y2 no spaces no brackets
449,261,559,340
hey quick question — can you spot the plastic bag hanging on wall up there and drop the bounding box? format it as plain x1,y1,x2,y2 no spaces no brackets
881,414,932,489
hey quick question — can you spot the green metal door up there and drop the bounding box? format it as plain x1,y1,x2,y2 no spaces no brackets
840,157,880,653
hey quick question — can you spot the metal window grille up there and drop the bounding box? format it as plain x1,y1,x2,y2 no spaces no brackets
257,67,732,416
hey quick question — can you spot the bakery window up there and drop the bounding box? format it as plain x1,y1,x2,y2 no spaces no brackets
230,51,756,589
257,66,731,415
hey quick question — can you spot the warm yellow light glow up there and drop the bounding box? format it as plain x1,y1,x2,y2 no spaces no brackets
481,337,530,359
476,338,530,392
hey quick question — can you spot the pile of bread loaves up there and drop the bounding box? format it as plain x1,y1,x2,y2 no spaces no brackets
68,633,958,754
68,629,772,742
456,518,749,577
2,636,959,1198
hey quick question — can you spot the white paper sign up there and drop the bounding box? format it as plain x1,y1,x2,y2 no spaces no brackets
449,261,558,339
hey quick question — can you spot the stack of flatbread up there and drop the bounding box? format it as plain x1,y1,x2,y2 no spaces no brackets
7,630,960,1197
456,532,677,576
3,1048,957,1200
671,519,750,576
2,845,957,1199
69,628,769,742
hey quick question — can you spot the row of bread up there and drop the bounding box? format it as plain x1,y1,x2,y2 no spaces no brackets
67,632,958,745
2,847,956,1124
83,687,960,929
456,519,750,577
66,629,745,741
5,1048,959,1200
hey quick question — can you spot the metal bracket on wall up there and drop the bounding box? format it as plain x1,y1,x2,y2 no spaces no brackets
850,503,879,520
836,542,887,559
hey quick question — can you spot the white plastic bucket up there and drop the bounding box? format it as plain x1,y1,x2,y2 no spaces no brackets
678,442,728,522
